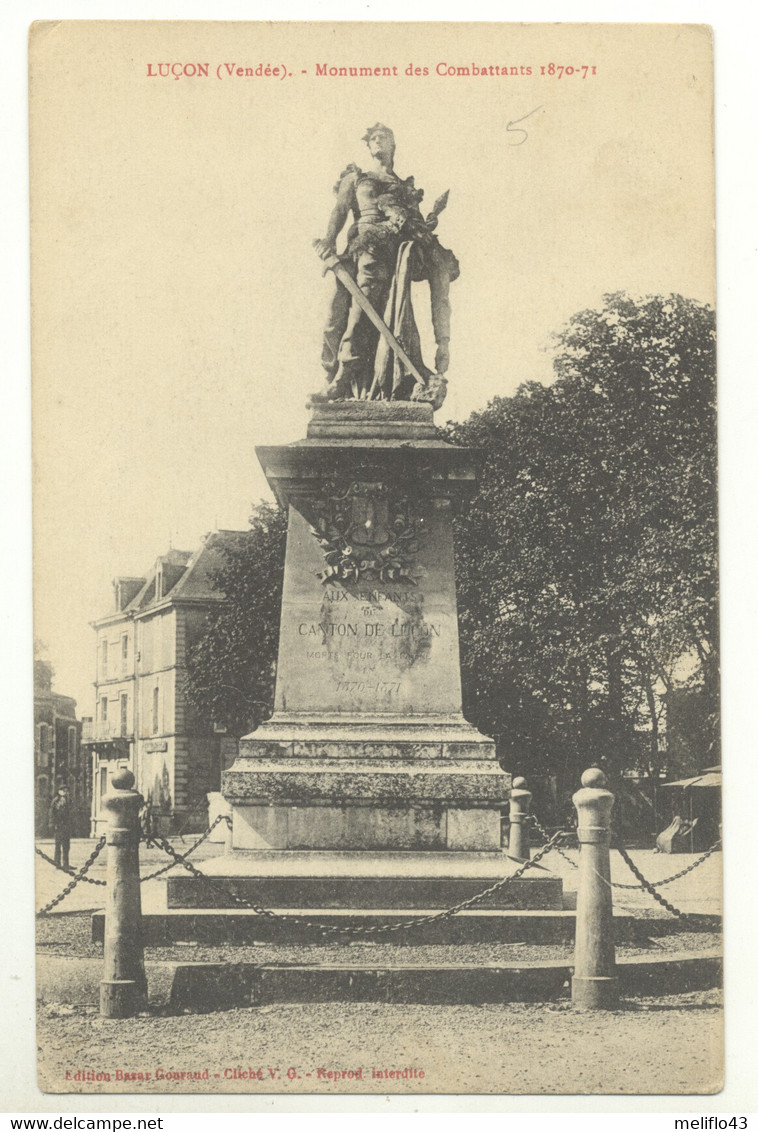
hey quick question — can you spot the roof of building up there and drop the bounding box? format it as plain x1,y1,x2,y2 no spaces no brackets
91,530,250,628
124,550,192,611
116,530,247,616
168,530,249,602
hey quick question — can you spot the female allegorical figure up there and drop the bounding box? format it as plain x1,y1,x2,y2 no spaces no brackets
313,123,459,405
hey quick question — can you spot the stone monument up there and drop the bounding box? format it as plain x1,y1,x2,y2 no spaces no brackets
169,126,560,911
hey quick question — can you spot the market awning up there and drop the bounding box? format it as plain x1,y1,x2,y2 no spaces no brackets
660,771,721,789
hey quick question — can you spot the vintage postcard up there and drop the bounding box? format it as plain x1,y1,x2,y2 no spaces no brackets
30,20,721,1096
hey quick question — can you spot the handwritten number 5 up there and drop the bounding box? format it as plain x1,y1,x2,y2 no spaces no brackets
506,105,543,146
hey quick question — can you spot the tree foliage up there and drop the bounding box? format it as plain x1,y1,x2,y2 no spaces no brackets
447,292,718,786
184,502,287,736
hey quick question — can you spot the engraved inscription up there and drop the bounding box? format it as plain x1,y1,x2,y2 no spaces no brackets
298,621,441,638
285,558,451,712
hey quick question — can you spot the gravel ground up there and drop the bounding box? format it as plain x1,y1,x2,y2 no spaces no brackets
37,991,724,1096
36,912,721,965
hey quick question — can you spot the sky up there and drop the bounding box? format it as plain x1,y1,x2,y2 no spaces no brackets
30,21,715,715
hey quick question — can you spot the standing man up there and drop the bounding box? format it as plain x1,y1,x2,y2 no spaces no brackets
48,785,72,871
140,797,156,847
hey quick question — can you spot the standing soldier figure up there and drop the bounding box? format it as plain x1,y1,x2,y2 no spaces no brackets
48,784,72,871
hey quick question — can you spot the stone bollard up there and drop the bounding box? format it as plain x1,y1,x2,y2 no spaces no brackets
100,767,147,1018
571,767,618,1009
507,776,532,862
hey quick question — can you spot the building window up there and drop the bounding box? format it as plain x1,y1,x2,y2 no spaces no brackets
152,684,160,735
101,639,109,677
121,634,129,673
100,767,108,798
100,696,108,722
120,693,129,738
38,723,50,768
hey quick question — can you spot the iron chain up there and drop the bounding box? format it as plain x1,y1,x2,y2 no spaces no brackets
37,810,715,926
612,839,690,917
36,836,107,916
530,811,721,892
531,806,716,920
602,840,722,890
35,845,106,886
152,835,282,920
152,830,565,937
36,814,233,913
630,840,722,887
530,813,579,869
138,814,229,882
605,836,722,893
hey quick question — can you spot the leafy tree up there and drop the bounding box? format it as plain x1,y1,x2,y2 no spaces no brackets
184,502,287,736
447,293,717,789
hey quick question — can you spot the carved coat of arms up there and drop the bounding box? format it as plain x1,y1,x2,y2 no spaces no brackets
309,478,422,585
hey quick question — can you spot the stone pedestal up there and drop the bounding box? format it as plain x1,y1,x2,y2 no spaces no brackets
226,402,505,852
176,402,551,910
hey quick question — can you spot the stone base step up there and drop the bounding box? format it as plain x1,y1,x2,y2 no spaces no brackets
165,952,722,1011
92,908,721,946
38,949,723,1010
166,871,563,910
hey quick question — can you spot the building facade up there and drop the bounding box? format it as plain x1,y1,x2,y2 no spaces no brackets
83,532,243,835
34,659,88,836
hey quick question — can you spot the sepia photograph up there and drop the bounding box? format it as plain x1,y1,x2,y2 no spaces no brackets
25,16,730,1103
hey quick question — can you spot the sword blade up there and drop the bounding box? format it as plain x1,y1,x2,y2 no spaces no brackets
322,253,428,388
